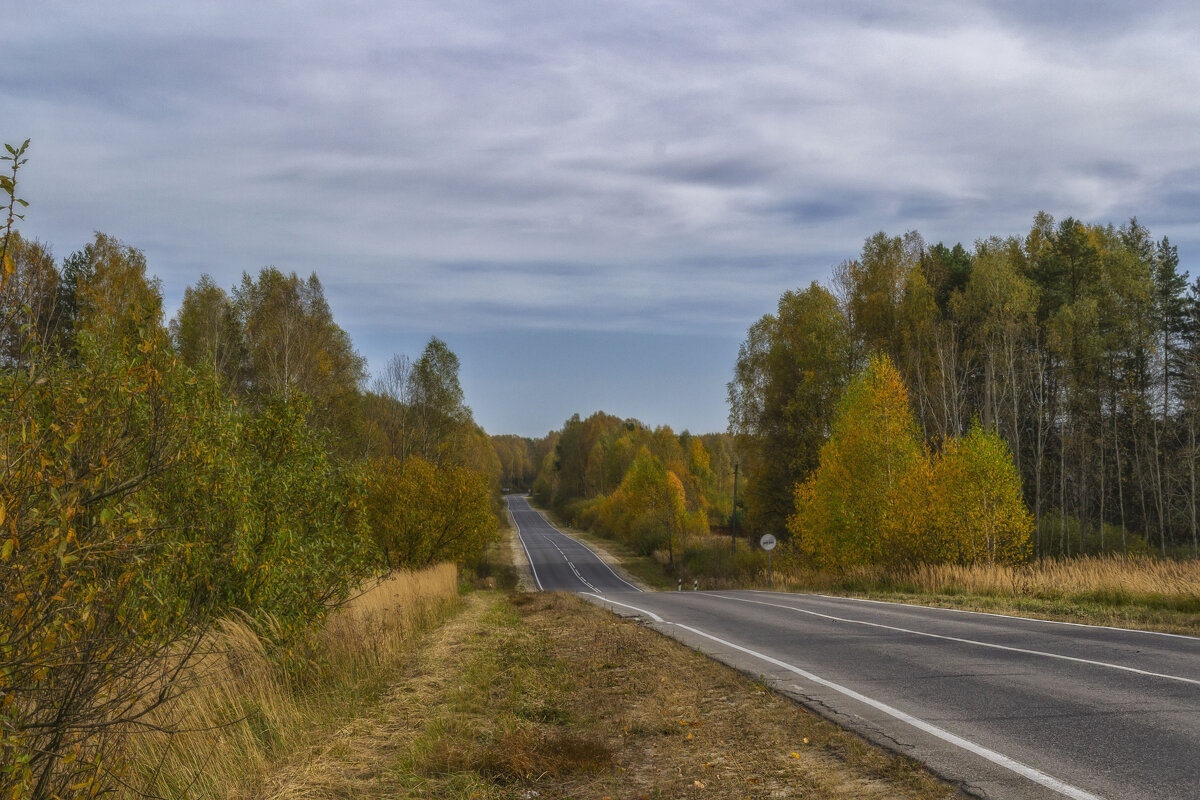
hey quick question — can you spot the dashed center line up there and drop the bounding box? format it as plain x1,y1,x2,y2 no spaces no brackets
545,536,600,593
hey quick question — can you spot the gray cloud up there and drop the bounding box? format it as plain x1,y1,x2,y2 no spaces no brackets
758,195,869,225
8,1,1200,432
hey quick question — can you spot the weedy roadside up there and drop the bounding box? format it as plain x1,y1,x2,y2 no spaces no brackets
265,590,965,800
125,565,462,799
777,556,1200,635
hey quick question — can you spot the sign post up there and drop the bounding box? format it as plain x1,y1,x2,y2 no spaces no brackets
731,462,739,555
759,534,777,587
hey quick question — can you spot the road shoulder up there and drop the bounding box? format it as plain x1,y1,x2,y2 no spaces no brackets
502,501,540,592
265,590,966,800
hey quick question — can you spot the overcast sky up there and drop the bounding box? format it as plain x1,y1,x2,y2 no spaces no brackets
9,1,1200,436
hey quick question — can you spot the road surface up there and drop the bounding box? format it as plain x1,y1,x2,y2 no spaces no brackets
506,495,1200,800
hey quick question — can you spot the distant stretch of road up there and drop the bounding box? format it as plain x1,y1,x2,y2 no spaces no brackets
508,493,641,593
506,495,1200,800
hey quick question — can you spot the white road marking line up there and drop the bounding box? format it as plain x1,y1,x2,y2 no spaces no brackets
798,592,1200,641
508,501,543,590
581,594,1103,800
714,594,1200,686
582,592,664,622
546,536,599,593
555,537,643,592
672,623,1106,800
521,503,643,592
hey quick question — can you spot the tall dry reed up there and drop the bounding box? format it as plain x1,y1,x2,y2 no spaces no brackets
119,564,460,799
904,556,1200,600
784,555,1200,609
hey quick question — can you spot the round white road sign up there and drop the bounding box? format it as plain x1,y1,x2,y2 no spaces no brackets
760,534,777,551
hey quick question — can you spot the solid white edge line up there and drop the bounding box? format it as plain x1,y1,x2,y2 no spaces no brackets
506,497,543,591
786,592,1200,641
563,537,644,593
581,592,664,622
581,593,1103,800
714,594,1200,686
522,498,643,592
670,622,1106,800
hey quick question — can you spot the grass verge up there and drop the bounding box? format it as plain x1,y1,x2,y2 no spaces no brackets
263,590,964,800
122,564,462,798
775,556,1200,635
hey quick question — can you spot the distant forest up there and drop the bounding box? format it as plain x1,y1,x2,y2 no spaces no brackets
506,214,1200,560
729,214,1197,557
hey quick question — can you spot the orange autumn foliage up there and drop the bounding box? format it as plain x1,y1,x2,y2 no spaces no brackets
593,448,707,561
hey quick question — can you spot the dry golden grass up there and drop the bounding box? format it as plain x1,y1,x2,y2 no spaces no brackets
263,590,963,800
319,564,461,671
779,555,1200,633
120,564,460,799
905,555,1200,598
784,554,1200,599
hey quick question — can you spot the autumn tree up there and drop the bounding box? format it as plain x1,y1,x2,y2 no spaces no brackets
171,273,244,392
1,321,199,799
953,238,1036,455
367,456,497,567
366,353,415,461
1,146,500,795
550,413,588,501
929,423,1033,565
57,232,164,353
408,337,473,465
2,250,380,798
0,232,60,367
739,211,1200,558
0,139,29,294
1,173,384,794
728,282,850,536
1180,275,1200,555
231,267,366,446
492,434,539,491
366,338,491,473
595,448,702,561
787,355,929,568
787,357,1034,569
920,242,972,315
547,411,629,507
836,230,924,362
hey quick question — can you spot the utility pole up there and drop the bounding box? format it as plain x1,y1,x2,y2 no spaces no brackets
731,462,739,555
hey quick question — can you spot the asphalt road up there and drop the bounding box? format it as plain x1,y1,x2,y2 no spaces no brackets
506,495,1200,800
508,494,641,592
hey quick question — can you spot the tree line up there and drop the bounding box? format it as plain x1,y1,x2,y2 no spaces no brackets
0,144,499,799
731,214,1198,558
506,411,738,565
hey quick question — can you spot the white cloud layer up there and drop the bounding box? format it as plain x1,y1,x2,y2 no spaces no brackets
8,1,1200,433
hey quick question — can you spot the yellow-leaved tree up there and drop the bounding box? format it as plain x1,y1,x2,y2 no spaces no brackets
367,456,497,568
788,354,929,568
788,355,1033,569
596,448,704,562
929,422,1033,565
